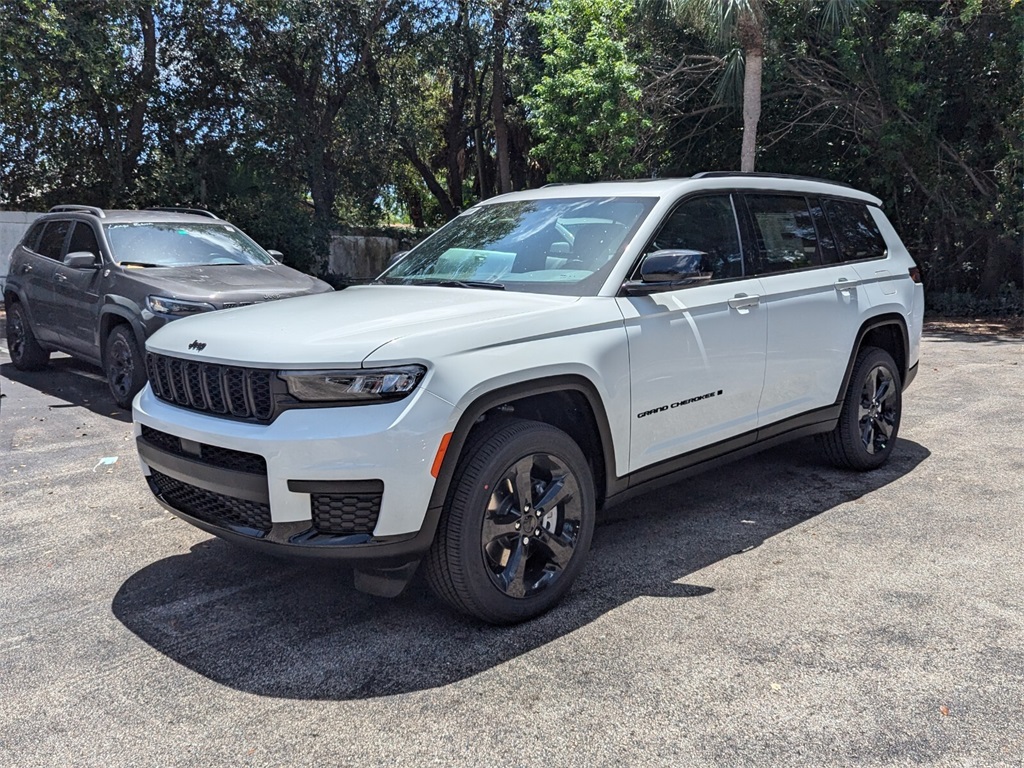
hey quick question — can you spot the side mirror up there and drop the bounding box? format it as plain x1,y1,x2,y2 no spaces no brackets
64,251,99,269
388,250,409,267
266,249,284,260
623,250,712,295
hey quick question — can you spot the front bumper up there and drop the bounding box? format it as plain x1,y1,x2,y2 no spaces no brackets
133,383,457,566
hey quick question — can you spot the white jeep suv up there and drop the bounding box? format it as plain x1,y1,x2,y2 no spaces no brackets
133,173,924,624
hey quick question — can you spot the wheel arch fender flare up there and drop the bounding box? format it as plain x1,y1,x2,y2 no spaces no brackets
836,313,910,405
98,300,146,359
426,374,618,517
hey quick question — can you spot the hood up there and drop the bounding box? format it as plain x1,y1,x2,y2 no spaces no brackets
145,285,583,367
123,263,329,304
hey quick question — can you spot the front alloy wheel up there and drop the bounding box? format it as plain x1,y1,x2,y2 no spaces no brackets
427,418,596,624
105,325,146,409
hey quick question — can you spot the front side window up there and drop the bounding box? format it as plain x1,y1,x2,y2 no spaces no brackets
103,222,276,267
640,194,745,281
380,197,657,296
746,195,820,274
36,221,72,260
67,222,100,259
823,200,887,262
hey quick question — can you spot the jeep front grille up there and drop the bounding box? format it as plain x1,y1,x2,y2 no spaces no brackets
146,353,276,422
148,469,272,534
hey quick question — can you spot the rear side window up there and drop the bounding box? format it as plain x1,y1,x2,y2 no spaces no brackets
644,194,745,280
21,221,45,251
36,221,72,260
67,222,101,258
823,200,887,261
745,195,821,273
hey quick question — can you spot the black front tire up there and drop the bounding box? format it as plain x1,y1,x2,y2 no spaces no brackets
6,301,50,370
426,418,596,624
820,346,902,471
105,325,146,409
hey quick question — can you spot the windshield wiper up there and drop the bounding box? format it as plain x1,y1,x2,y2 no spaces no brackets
424,279,506,290
118,261,164,268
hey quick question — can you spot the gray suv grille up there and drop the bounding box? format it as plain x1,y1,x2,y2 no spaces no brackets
146,353,275,422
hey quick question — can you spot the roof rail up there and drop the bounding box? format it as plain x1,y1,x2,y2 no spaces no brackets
145,206,220,219
691,171,853,189
49,204,106,218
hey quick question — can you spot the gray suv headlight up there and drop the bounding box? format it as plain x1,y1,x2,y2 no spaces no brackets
146,295,216,316
279,365,426,402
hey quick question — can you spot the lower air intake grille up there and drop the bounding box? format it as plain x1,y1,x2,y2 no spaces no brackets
149,469,272,534
311,492,382,535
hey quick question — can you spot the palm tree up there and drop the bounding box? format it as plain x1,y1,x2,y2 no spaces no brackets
646,0,862,172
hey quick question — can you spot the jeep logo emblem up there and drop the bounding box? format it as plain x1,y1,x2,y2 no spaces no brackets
188,340,207,351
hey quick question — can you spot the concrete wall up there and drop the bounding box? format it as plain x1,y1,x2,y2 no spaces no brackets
328,234,412,279
0,211,41,292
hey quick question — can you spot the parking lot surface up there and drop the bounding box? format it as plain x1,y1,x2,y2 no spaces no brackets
1,324,1022,767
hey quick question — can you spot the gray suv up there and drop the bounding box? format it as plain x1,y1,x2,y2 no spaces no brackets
4,205,332,407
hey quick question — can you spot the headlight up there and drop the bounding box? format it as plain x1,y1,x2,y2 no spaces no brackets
279,365,426,402
146,295,216,316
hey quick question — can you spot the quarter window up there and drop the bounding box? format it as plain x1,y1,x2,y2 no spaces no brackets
36,221,72,260
745,195,819,273
823,200,887,261
644,195,744,281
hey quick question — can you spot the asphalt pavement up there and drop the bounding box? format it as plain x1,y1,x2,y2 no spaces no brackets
0,325,1022,767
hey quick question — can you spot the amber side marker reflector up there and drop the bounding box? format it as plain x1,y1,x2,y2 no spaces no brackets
431,432,453,478
909,267,922,284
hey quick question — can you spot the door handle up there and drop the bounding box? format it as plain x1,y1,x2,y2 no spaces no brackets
834,278,857,292
21,264,33,274
55,272,68,282
728,294,760,310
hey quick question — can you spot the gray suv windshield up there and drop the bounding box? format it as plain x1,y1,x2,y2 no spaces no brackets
380,197,656,296
103,222,276,267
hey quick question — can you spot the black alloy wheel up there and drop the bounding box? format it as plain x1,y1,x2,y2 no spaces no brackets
6,302,50,370
481,451,584,599
820,346,902,470
105,325,146,409
426,418,596,624
857,362,899,456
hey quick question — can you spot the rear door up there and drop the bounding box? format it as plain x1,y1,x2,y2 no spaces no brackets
53,221,105,360
617,193,767,472
13,220,71,345
741,194,866,429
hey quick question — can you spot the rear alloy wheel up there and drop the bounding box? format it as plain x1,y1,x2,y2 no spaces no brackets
426,418,596,624
6,301,50,370
105,325,146,409
820,346,902,470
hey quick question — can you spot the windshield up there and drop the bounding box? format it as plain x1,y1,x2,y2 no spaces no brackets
380,197,657,296
103,222,276,267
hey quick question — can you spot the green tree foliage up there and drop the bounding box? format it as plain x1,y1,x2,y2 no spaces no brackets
0,0,1019,303
0,0,159,205
526,0,654,182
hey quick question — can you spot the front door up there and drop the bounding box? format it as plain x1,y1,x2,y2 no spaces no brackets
618,194,767,474
53,222,105,361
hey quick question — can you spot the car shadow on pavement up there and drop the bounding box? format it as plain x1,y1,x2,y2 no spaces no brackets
0,358,131,423
112,437,929,701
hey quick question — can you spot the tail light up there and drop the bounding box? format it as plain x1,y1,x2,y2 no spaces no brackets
908,267,922,284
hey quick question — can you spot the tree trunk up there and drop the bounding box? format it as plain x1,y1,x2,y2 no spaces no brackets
491,0,511,194
737,16,764,173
